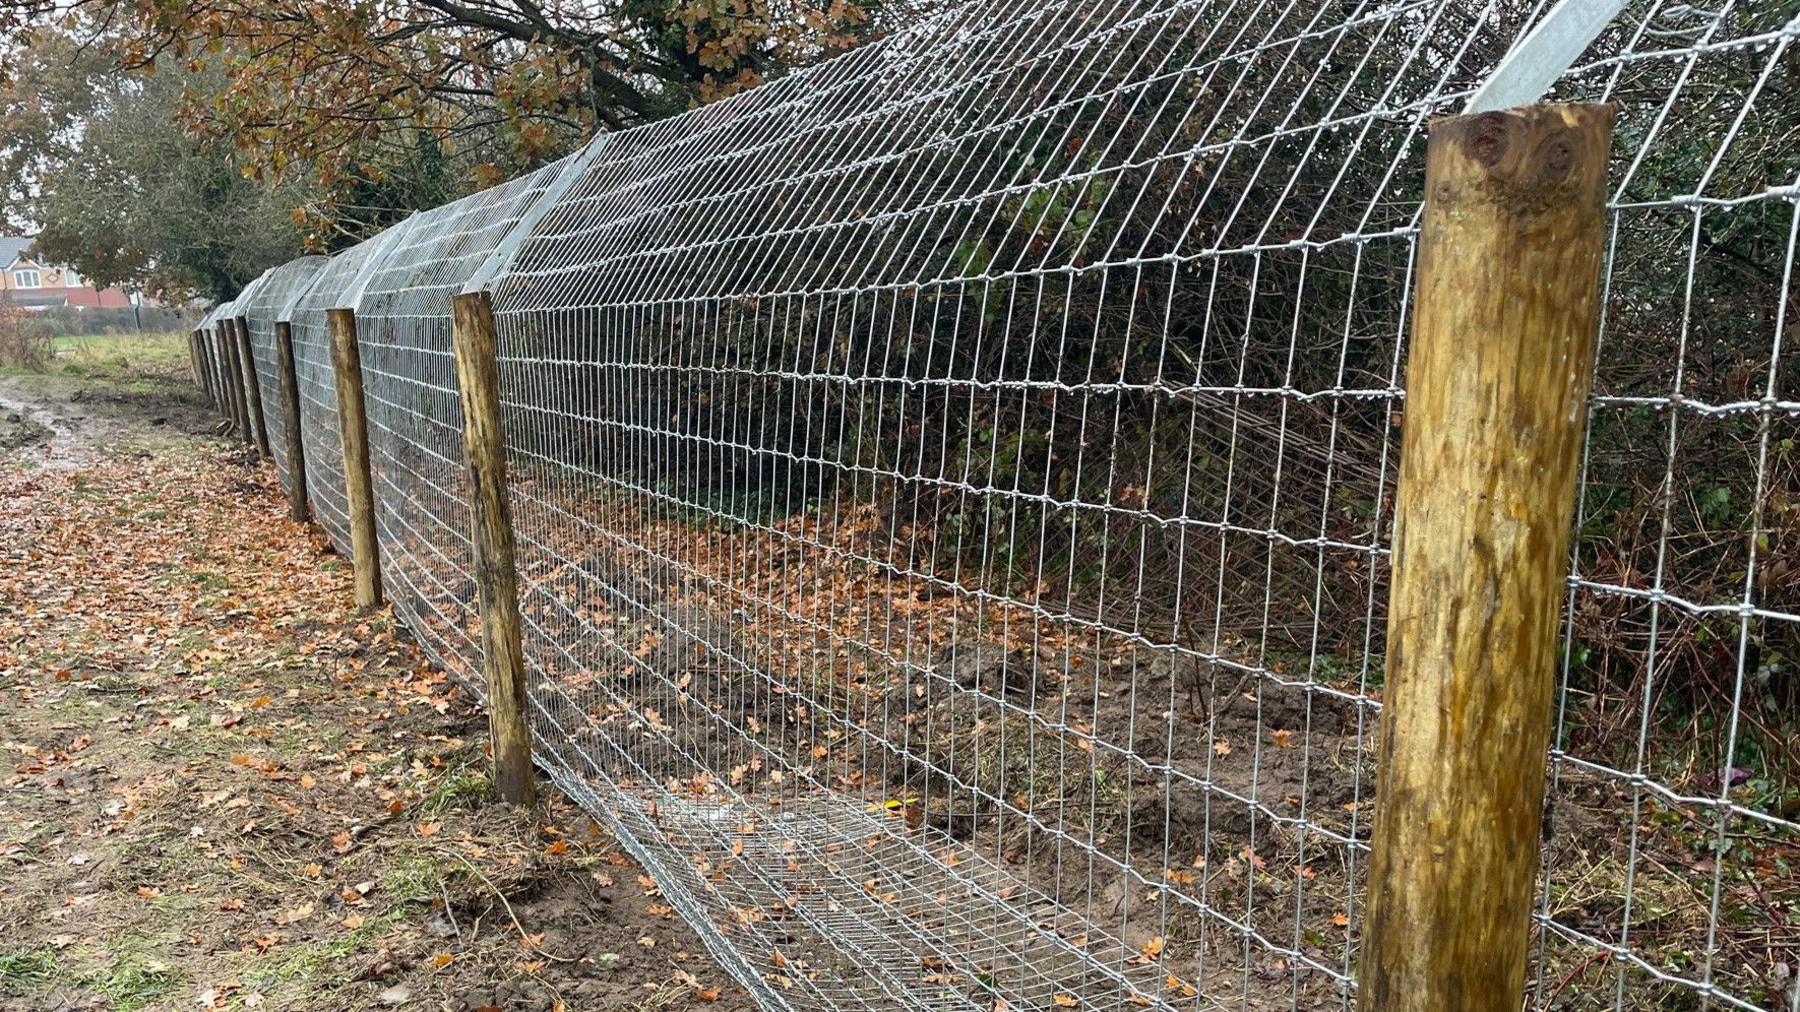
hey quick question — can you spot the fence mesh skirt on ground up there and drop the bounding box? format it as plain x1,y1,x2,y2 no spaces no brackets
212,0,1799,1008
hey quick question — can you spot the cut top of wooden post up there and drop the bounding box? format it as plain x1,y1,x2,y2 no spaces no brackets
450,289,536,807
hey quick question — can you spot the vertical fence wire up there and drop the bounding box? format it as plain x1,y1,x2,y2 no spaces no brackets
239,257,331,492
232,1,1798,1009
353,155,590,689
287,238,397,556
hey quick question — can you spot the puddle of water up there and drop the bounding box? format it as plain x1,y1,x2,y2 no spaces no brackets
0,377,104,471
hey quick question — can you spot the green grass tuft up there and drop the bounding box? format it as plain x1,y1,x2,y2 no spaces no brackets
0,948,59,993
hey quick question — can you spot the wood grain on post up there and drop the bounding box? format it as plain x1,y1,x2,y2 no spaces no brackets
208,333,224,413
326,308,383,610
1358,103,1613,1011
234,316,272,458
193,332,212,405
450,290,535,806
273,321,310,523
221,323,249,441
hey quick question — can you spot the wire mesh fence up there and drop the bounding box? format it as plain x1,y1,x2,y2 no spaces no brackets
195,303,224,405
286,230,414,556
197,301,233,410
1531,4,1796,1005
353,155,589,693
239,257,331,492
216,1,1798,1009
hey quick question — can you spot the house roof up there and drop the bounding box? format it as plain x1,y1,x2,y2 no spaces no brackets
0,236,36,268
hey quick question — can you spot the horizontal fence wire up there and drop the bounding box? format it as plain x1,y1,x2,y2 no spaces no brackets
287,237,399,557
239,257,331,492
199,302,233,408
220,1,1798,1009
354,156,587,690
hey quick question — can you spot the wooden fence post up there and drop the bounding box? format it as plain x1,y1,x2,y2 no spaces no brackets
221,323,249,441
194,331,213,407
1358,103,1612,1010
208,333,225,414
326,308,383,609
234,315,272,458
450,290,534,806
273,321,310,523
235,321,255,445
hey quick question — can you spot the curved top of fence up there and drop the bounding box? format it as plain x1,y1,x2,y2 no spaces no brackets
356,153,584,320
202,299,237,333
237,255,331,324
289,218,417,322
492,0,1514,313
229,269,276,319
197,302,229,331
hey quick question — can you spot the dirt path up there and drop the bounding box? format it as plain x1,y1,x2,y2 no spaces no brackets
0,356,753,1011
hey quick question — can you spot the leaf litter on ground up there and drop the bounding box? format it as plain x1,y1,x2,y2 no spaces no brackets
0,351,751,1011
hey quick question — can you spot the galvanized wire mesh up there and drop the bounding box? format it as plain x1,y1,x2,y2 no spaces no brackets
199,300,236,412
287,231,411,555
1530,5,1797,1008
238,256,332,491
231,1,1797,1009
487,0,1470,1002
353,155,587,686
195,305,220,403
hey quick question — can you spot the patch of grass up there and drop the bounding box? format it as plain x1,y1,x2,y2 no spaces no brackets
248,908,407,987
179,569,231,592
385,850,452,904
423,765,495,818
51,332,190,380
0,947,59,993
84,946,184,1011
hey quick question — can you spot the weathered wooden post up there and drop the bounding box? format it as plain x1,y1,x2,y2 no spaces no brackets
326,308,383,609
188,331,202,390
194,331,213,407
234,321,255,445
200,333,214,407
207,332,225,414
450,290,534,806
273,321,310,522
220,324,249,441
233,315,272,458
1358,103,1612,1011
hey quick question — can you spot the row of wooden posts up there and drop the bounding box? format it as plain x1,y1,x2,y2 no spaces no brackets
185,104,1613,1011
191,292,538,811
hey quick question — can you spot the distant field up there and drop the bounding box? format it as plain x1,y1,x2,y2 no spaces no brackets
49,331,191,379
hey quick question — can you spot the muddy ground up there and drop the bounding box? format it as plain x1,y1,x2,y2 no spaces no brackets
5,340,1788,1012
0,347,754,1011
